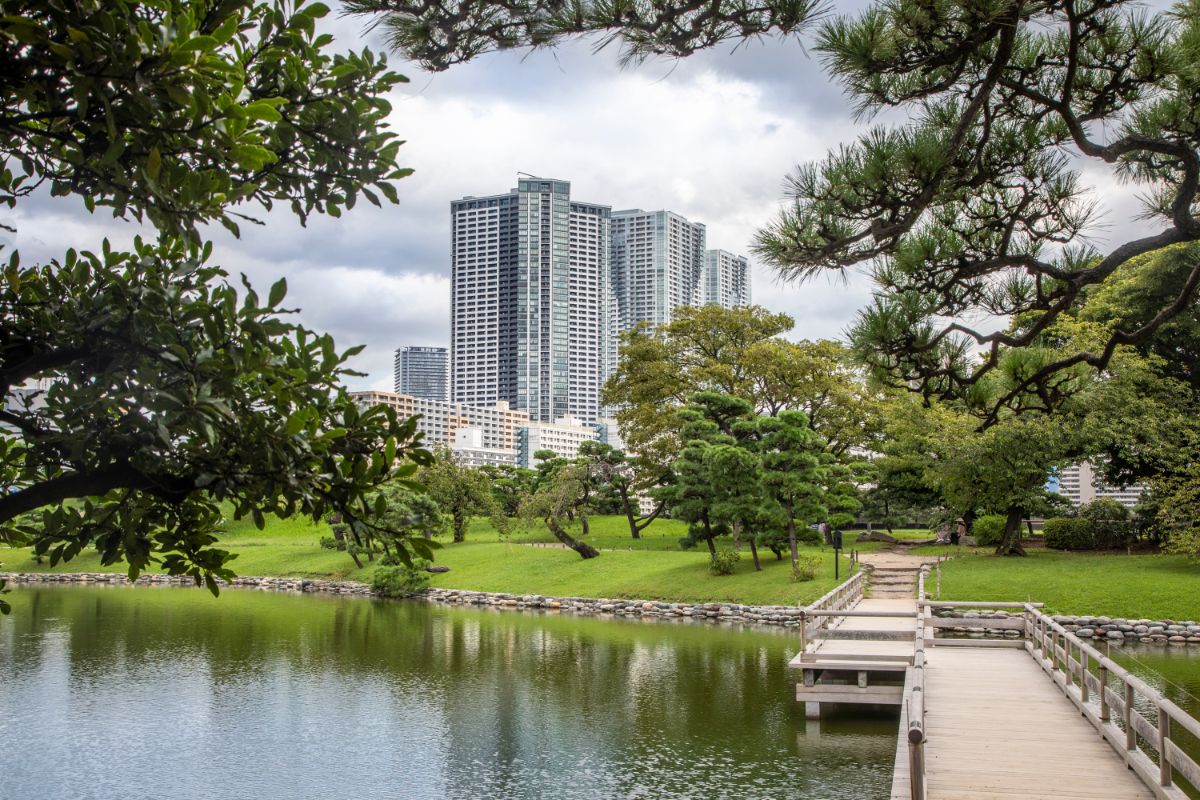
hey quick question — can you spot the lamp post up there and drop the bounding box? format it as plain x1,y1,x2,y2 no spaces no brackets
832,528,843,580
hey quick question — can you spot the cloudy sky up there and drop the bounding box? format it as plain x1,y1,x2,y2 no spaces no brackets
5,2,1168,391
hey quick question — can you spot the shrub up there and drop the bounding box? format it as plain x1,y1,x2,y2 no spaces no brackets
1078,498,1133,548
678,536,697,551
370,560,432,597
791,556,820,582
1043,517,1095,550
318,535,345,551
709,550,741,575
1079,497,1130,522
972,514,1007,546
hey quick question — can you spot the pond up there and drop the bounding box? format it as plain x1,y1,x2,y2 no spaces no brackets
0,586,898,800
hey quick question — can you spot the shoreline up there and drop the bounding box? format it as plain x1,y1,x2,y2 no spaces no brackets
1,571,810,630
8,571,1200,645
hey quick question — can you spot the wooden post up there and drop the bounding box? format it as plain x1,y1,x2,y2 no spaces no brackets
799,611,807,655
1125,681,1137,754
908,739,925,800
1158,704,1172,787
1100,664,1111,722
1080,650,1089,704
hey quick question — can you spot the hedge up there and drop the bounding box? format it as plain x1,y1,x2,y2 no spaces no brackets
1043,517,1096,550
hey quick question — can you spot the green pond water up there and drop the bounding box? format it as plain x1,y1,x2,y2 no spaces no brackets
0,586,899,800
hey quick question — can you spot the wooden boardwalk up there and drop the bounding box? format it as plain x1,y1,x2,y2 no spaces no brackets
893,647,1154,799
791,561,1192,800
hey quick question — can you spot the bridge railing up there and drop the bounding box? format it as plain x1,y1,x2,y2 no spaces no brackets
906,566,931,800
798,566,869,651
1026,604,1200,800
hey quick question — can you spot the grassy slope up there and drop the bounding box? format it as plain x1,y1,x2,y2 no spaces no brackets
932,549,1200,620
0,513,857,606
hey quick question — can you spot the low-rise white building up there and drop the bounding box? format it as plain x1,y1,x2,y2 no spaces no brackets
450,427,517,468
349,390,529,451
516,414,600,468
1052,462,1145,509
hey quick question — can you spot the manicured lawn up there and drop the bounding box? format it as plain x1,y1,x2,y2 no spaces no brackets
1,512,859,606
932,549,1200,620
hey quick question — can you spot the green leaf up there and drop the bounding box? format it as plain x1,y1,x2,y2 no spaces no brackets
244,100,283,123
268,276,287,307
146,147,161,181
175,35,218,54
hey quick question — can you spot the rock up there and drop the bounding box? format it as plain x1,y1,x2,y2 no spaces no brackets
1076,628,1095,638
1106,630,1125,640
424,565,450,573
856,531,897,543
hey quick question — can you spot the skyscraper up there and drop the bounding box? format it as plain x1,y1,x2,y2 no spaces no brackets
451,177,610,423
393,346,449,401
610,208,707,330
703,249,752,309
607,210,751,376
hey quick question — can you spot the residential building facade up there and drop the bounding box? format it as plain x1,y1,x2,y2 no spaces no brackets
1053,462,1146,509
515,414,601,468
703,249,751,308
451,177,611,424
450,427,518,468
350,390,528,452
393,346,449,401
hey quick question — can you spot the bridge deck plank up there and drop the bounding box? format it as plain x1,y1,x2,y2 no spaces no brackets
922,647,1153,799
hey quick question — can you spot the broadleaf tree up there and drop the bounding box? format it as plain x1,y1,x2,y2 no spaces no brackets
0,0,425,611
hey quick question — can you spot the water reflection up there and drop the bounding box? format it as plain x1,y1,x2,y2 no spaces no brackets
0,586,897,799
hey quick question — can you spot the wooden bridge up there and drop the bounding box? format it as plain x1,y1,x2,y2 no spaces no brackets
791,561,1200,800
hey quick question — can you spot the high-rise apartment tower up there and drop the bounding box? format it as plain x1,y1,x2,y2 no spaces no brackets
703,249,752,308
393,346,448,401
451,177,611,423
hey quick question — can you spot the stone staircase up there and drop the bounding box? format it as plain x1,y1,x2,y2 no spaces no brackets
867,565,921,599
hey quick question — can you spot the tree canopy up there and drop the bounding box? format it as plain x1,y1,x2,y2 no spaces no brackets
0,0,424,611
603,305,883,458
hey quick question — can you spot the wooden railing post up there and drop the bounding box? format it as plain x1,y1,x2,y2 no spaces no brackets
908,735,925,800
1158,703,1172,787
1100,664,1110,722
1125,681,1137,754
1080,650,1090,704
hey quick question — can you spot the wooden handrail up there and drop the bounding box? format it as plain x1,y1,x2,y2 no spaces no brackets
1024,604,1198,798
920,600,1044,608
907,566,931,800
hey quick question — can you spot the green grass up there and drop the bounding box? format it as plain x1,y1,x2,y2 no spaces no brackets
933,549,1200,620
1,513,859,606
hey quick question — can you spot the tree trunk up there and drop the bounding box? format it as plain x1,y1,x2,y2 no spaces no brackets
748,538,762,571
702,516,717,556
995,505,1027,556
580,511,589,536
546,516,600,559
453,512,466,543
963,508,976,532
1025,517,1035,538
786,502,799,571
619,487,641,539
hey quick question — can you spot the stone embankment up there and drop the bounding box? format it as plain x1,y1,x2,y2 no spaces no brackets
1,572,807,628
937,608,1200,645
